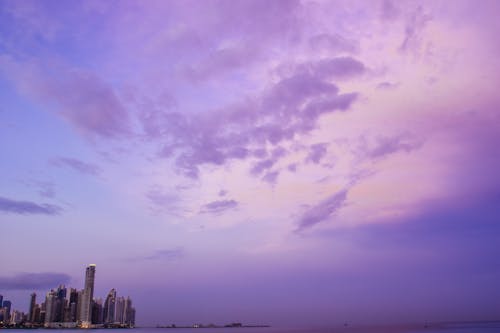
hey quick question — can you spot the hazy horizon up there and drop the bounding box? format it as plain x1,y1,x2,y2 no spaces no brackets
1,0,499,327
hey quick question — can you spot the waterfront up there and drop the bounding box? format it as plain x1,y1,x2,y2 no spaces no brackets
2,322,500,333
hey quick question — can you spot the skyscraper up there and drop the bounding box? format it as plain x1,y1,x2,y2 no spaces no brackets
103,289,116,324
2,300,12,322
124,297,134,326
78,264,96,327
91,298,103,324
115,296,125,324
54,285,66,322
68,288,79,322
44,291,57,324
29,293,36,323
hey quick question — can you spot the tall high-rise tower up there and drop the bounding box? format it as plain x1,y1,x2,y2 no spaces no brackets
79,264,96,327
29,293,37,322
44,290,57,324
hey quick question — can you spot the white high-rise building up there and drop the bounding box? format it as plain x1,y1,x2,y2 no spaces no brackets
78,264,96,327
44,291,56,325
103,289,116,324
115,297,125,324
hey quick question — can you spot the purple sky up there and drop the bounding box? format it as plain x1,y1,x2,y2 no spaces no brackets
1,0,500,327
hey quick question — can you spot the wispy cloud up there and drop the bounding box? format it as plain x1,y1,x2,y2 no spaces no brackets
50,157,100,176
145,186,188,217
0,272,71,290
295,189,349,232
363,133,423,160
146,189,179,207
309,33,359,54
0,196,62,215
21,179,56,198
35,181,56,198
376,81,400,90
1,57,130,138
200,199,238,214
142,248,185,261
399,5,432,53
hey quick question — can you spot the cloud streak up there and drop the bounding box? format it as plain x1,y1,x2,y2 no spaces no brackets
0,196,62,215
296,189,349,232
200,199,238,214
50,157,100,176
142,248,185,261
364,133,423,160
0,58,130,138
0,272,71,290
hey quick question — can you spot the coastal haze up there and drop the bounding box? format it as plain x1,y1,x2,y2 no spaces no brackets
1,0,500,329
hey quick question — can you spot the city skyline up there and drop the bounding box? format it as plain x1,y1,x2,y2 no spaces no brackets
1,0,500,327
0,265,135,328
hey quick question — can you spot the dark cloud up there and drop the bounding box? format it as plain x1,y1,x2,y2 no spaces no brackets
50,157,100,176
262,170,280,185
295,189,349,232
143,247,185,261
200,199,238,214
250,147,287,175
306,143,329,164
0,272,71,290
0,196,62,215
271,146,287,159
251,159,274,175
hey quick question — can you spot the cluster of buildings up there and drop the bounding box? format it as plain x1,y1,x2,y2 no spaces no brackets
0,265,135,328
0,297,12,326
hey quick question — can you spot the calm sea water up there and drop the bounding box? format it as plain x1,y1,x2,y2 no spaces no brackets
4,323,500,333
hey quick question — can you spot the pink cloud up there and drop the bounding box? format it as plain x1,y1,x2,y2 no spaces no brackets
146,57,363,179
